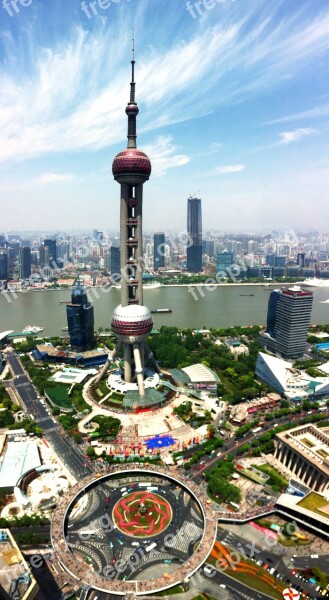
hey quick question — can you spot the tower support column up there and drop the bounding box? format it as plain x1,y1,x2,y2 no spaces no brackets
120,183,130,307
124,344,132,383
135,184,144,305
133,342,145,396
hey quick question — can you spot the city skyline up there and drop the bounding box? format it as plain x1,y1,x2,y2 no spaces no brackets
0,0,328,232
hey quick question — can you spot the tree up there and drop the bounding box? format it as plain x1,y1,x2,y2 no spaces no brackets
86,446,96,458
207,424,216,437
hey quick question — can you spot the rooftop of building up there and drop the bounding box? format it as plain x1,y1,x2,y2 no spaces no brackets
49,366,98,384
181,363,220,384
0,529,38,599
35,343,107,360
0,441,41,490
276,423,329,476
256,352,329,399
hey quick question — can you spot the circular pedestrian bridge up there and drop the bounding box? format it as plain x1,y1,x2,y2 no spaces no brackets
51,464,217,596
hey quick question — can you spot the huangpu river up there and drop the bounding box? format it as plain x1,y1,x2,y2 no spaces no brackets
0,284,329,336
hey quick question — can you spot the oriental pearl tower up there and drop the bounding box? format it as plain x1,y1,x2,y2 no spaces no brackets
97,37,159,396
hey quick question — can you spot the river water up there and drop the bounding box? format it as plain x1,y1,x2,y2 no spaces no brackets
1,284,329,336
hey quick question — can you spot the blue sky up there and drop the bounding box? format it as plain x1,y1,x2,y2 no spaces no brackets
0,0,328,233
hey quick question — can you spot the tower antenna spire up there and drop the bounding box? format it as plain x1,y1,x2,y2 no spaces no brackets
131,28,135,84
126,29,138,148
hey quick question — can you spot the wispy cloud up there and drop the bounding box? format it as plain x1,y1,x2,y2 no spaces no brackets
0,1,327,165
268,103,329,124
211,165,245,176
34,173,75,184
143,136,189,177
279,128,317,144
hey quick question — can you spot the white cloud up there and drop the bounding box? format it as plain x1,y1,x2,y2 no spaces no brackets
279,128,317,144
34,173,75,184
143,136,190,177
211,165,245,176
0,2,327,164
268,103,329,124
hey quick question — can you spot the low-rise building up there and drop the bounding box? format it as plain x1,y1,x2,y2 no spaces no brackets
230,393,281,424
256,351,329,399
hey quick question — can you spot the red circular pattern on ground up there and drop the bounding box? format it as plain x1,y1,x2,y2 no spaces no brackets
112,491,172,538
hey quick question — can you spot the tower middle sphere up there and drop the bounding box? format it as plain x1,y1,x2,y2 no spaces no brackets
112,148,151,185
111,304,153,343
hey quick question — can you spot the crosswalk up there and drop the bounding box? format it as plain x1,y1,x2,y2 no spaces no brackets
165,521,203,553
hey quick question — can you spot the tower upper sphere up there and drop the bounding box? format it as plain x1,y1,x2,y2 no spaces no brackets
112,36,151,185
112,148,151,184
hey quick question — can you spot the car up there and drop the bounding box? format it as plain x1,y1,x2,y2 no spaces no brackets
220,584,226,589
204,566,213,575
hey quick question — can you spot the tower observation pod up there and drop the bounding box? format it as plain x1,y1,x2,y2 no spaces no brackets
97,37,160,396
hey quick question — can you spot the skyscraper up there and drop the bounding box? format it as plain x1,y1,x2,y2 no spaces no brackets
19,247,31,280
44,239,57,268
186,196,202,273
154,232,165,271
97,38,159,396
66,280,95,352
0,252,8,280
259,286,313,359
39,245,49,268
110,246,121,282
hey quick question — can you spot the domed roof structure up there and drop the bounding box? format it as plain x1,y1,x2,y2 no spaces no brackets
111,304,153,343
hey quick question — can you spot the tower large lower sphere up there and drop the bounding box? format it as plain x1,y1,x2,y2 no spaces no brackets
97,39,159,396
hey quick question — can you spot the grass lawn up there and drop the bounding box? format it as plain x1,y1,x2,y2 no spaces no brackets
192,595,217,600
45,386,73,411
254,463,288,489
156,584,184,595
298,492,329,516
226,569,283,600
208,544,284,600
278,538,311,547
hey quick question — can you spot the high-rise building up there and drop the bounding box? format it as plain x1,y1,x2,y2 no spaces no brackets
154,232,165,271
217,251,233,275
202,240,215,257
0,252,8,280
19,247,31,280
39,245,49,268
187,196,202,273
66,280,95,352
259,286,313,359
110,246,121,281
297,252,306,268
97,40,159,396
44,239,57,267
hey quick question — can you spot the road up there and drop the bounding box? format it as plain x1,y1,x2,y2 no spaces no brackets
5,351,94,480
291,553,329,575
217,529,327,599
190,409,329,484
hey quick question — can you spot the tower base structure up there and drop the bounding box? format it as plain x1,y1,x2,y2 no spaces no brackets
96,304,160,397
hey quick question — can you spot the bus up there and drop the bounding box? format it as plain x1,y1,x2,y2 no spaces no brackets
145,542,157,552
251,426,262,434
